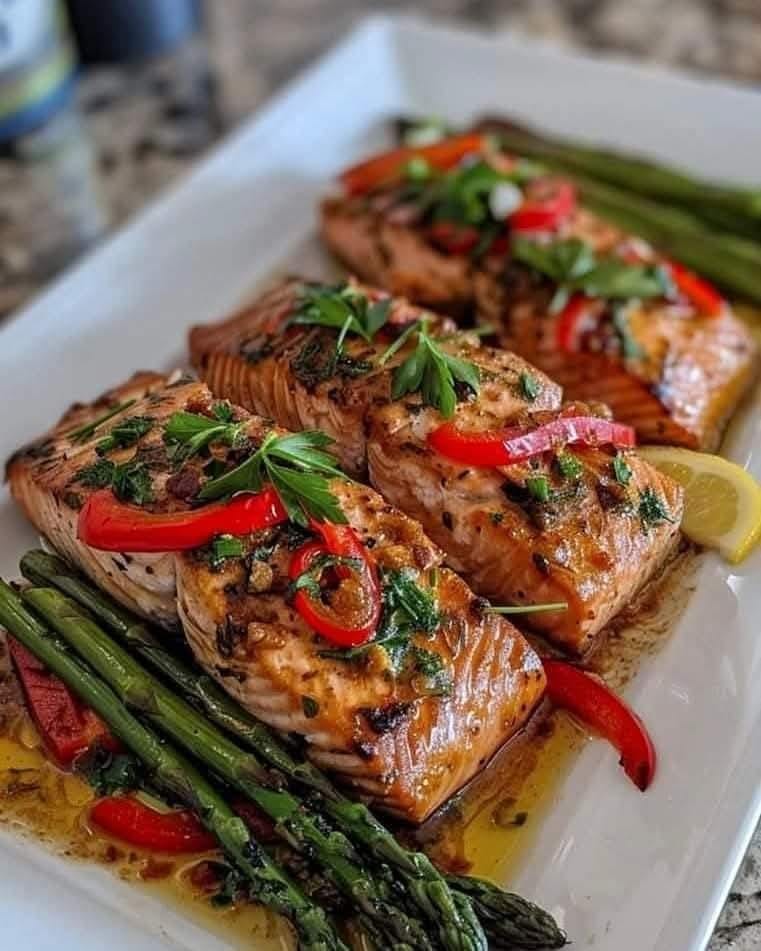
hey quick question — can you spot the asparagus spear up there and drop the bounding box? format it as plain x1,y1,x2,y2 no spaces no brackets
0,580,344,951
21,549,566,950
481,118,761,233
23,585,452,951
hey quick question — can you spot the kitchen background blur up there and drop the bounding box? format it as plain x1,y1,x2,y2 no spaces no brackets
1,1,760,947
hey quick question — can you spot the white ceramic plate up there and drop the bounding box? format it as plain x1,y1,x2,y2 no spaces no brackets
1,15,760,951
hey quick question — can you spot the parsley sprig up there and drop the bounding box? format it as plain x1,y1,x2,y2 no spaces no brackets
198,430,348,526
379,319,480,418
512,236,674,312
96,416,154,456
77,457,154,505
164,403,247,464
67,398,137,444
291,283,391,343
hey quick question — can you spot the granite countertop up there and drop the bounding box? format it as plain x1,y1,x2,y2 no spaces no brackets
2,1,761,946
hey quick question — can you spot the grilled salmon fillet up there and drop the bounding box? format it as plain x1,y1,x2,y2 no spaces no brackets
190,278,683,654
321,143,758,451
189,276,562,477
7,371,180,627
368,400,683,655
6,373,545,822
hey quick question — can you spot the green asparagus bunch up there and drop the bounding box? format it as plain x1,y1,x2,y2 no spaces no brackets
0,579,344,951
19,549,567,951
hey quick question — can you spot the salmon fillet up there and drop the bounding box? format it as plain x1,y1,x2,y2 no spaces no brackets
321,149,758,451
190,276,562,477
190,279,683,655
6,373,544,822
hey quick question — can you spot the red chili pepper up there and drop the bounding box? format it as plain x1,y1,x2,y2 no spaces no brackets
543,660,656,791
90,797,217,853
666,259,724,317
289,521,381,647
510,179,576,233
8,638,118,765
428,415,636,467
555,294,598,352
78,487,288,553
339,133,485,196
427,221,481,255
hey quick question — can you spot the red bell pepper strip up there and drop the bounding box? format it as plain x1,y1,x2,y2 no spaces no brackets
339,133,486,196
510,179,576,233
8,638,118,765
666,260,724,317
428,221,481,255
428,415,636,468
289,521,381,647
555,294,598,352
78,487,288,553
90,796,217,853
543,659,656,791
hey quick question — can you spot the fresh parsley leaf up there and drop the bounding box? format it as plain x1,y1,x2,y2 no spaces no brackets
76,456,153,505
76,746,143,796
291,552,361,599
291,283,391,343
612,453,633,486
525,475,551,502
409,646,452,697
208,534,245,571
67,398,137,444
387,321,480,418
513,237,673,303
291,335,372,390
163,409,246,464
198,430,347,526
112,459,154,505
638,487,674,530
556,452,583,482
96,416,154,456
301,696,320,718
519,371,540,402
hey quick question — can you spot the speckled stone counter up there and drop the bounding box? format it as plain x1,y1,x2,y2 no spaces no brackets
2,2,761,947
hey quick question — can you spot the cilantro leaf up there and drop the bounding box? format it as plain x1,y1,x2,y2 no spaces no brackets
163,407,246,464
208,535,245,571
519,371,540,402
291,283,391,342
556,452,583,481
76,746,143,796
612,453,633,485
638,487,675,529
77,457,154,505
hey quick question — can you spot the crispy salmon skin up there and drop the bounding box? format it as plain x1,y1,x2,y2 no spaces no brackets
321,137,758,451
190,278,683,655
6,373,545,821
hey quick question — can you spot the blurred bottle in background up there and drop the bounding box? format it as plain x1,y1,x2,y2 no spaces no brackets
0,0,107,277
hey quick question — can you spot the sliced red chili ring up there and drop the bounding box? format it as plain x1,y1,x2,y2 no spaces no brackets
510,179,576,233
289,522,381,647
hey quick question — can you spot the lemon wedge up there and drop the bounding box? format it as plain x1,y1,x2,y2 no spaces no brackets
638,446,761,564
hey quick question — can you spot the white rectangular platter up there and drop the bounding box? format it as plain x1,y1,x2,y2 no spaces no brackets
2,15,761,951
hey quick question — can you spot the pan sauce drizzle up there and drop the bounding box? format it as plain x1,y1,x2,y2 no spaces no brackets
0,548,698,947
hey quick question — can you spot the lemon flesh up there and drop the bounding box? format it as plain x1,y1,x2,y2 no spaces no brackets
638,446,761,564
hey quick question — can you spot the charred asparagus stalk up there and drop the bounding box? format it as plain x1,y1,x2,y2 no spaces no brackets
20,550,567,951
0,579,344,951
22,584,438,951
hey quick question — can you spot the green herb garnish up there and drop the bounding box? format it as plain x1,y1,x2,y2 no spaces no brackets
96,416,154,456
291,335,372,390
164,403,247,464
638,487,674,529
556,452,583,482
380,320,480,418
76,746,143,795
320,567,449,694
512,237,673,306
291,283,391,342
67,398,137,444
198,430,347,526
78,457,154,505
291,552,362,599
208,535,245,571
519,372,540,402
301,696,320,719
612,453,633,485
525,475,551,503
612,304,645,360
